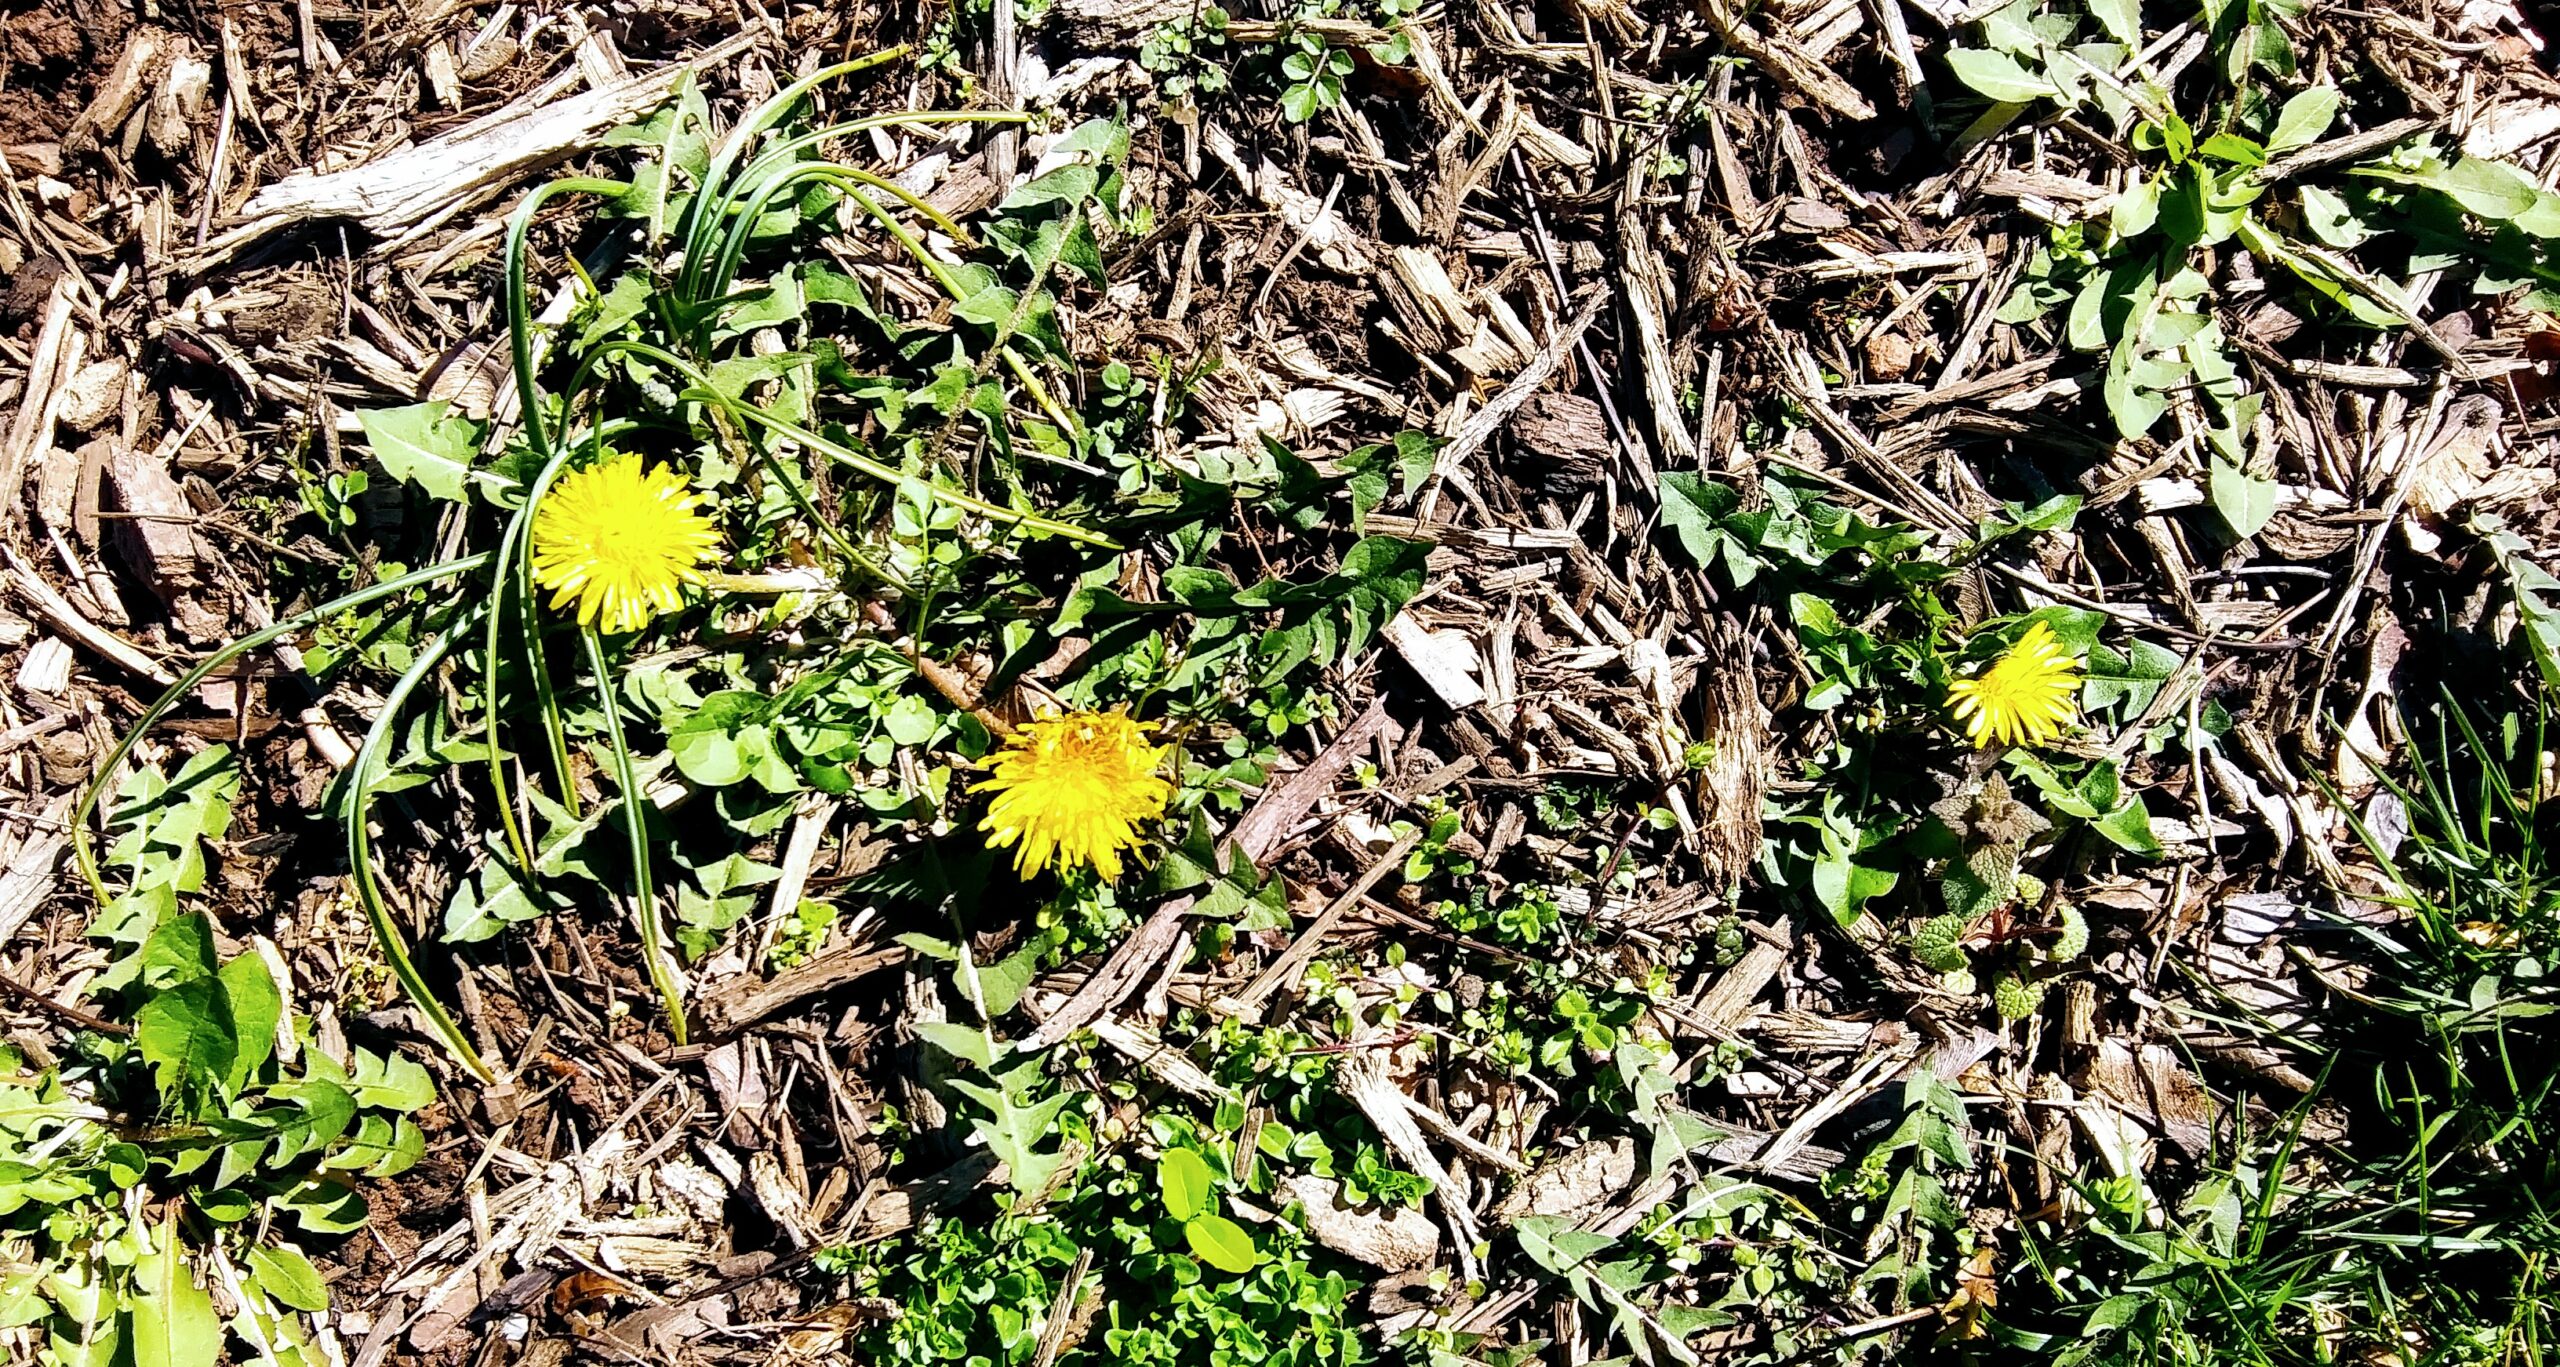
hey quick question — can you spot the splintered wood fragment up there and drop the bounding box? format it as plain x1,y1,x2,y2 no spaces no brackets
0,794,72,947
3,547,172,685
1201,123,1373,274
1285,1174,1441,1270
61,27,181,154
1033,696,1399,1046
1687,927,1788,1031
1694,0,1877,120
1043,997,1233,1102
1688,616,1767,885
1236,831,1421,1012
1802,245,1987,281
188,31,757,270
1382,617,1486,711
106,444,226,642
698,939,907,1037
1337,1049,1484,1281
1,278,81,529
1492,1138,1638,1225
1433,288,1608,482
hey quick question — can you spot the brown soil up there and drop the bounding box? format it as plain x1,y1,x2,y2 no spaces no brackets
0,0,132,144
0,251,63,339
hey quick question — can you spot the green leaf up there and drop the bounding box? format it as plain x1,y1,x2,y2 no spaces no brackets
355,402,492,504
2197,132,2266,167
129,1216,219,1367
216,952,281,1092
2362,155,2541,220
2087,0,2141,45
2083,637,2180,714
1160,1147,1218,1222
1947,48,2056,103
1812,854,1898,927
443,860,544,944
1002,164,1101,211
2092,798,2162,854
574,273,653,351
2480,515,2560,692
1183,1213,1263,1273
2267,87,2339,153
912,1020,995,1069
2208,457,2276,538
245,1246,329,1315
1912,915,1972,972
138,912,218,990
274,1179,370,1236
946,1068,1074,1196
960,939,1042,1018
136,980,235,1103
1657,472,1750,583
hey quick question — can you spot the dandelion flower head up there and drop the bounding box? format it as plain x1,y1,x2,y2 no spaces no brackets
529,454,722,634
976,709,1174,880
1945,620,2082,749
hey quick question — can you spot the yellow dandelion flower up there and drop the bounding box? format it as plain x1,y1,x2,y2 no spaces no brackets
976,710,1175,880
529,454,722,634
1946,620,2083,749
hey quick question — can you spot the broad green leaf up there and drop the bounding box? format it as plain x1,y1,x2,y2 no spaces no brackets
344,1049,436,1112
2361,155,2541,220
945,1071,1073,1195
136,980,235,1103
1001,164,1100,211
1812,854,1898,927
139,912,218,990
274,1179,370,1236
2087,0,2140,45
912,1020,997,1069
1947,48,2057,103
2093,799,2163,854
2267,87,2339,153
1658,472,1756,585
129,1217,219,1367
960,940,1043,1019
443,860,543,944
355,402,491,503
2083,637,2182,714
1184,1213,1263,1273
245,1246,329,1315
2208,456,2276,538
216,952,282,1091
1160,1148,1218,1222
2112,175,2161,239
2479,515,2560,692
574,273,653,351
2197,132,2266,168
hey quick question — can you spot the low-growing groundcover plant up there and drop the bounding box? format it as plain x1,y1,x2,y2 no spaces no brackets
2,746,428,1367
35,48,1444,1367
28,8,2560,1367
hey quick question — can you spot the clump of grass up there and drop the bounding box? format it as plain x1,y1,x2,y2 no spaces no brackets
2010,684,2560,1365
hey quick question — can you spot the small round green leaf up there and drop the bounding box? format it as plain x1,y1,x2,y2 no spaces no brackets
1183,1214,1263,1274
1158,1147,1217,1223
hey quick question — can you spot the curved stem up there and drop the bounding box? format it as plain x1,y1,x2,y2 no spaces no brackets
582,627,686,1045
687,381,1117,548
678,51,913,306
504,177,635,459
73,555,492,903
345,627,494,1082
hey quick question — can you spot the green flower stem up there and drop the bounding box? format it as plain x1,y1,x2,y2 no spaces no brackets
73,554,492,901
345,626,494,1083
582,626,687,1046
